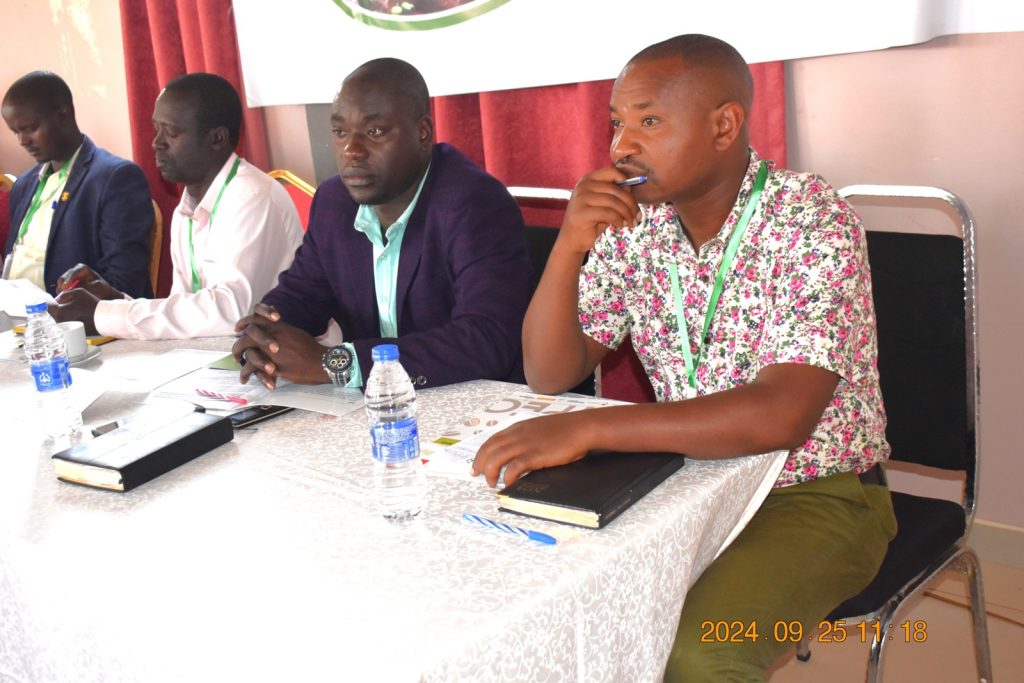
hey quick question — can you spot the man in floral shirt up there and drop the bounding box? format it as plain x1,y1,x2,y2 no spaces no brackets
473,34,896,681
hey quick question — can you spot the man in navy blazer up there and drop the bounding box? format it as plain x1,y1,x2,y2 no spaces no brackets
233,58,530,390
2,71,152,298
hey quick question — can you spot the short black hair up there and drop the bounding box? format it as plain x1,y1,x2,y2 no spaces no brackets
3,71,75,115
631,34,754,111
162,73,243,147
345,58,430,119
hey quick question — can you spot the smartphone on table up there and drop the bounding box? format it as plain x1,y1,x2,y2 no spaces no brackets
228,405,294,429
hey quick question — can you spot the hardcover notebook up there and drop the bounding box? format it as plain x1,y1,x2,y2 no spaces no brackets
51,412,233,492
497,450,684,529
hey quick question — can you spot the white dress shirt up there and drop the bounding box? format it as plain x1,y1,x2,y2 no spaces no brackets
94,154,303,339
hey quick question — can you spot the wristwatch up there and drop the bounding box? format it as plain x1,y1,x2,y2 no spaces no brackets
322,345,354,385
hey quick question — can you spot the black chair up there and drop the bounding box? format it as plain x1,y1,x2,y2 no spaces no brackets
795,185,992,682
510,186,595,397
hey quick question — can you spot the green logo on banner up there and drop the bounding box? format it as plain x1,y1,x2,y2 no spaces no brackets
331,0,511,31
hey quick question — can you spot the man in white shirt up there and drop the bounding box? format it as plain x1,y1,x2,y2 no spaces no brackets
51,73,303,339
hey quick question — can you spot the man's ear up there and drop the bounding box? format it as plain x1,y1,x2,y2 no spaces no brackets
712,101,745,151
207,125,231,152
55,104,75,128
418,115,434,149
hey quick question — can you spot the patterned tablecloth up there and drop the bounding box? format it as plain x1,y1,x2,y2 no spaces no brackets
0,337,784,683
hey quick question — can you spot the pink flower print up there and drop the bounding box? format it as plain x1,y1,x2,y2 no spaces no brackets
610,300,624,313
803,464,818,478
745,267,758,281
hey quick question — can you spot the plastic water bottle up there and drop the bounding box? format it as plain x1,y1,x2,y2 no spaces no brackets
23,301,82,439
365,344,425,521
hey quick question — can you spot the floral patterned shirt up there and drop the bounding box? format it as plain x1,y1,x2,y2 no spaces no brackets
578,150,889,487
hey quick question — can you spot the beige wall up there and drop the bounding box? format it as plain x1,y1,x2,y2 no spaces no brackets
0,0,133,175
787,31,1024,528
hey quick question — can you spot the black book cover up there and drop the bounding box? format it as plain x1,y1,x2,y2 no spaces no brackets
497,450,685,529
51,412,233,492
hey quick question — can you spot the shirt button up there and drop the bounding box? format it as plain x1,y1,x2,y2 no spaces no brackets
415,376,427,386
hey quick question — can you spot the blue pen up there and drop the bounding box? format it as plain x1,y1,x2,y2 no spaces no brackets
615,175,647,187
462,512,557,545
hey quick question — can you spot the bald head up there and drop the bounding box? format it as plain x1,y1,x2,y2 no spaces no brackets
628,34,754,114
340,58,430,119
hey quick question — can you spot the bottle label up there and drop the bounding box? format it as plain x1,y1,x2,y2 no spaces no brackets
31,357,72,393
370,417,420,464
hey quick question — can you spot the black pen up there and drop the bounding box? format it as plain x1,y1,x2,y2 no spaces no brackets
615,176,647,187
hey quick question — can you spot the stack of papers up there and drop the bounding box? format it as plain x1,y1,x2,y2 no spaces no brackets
150,365,365,417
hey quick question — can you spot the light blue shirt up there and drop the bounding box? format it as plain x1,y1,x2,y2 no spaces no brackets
343,165,430,387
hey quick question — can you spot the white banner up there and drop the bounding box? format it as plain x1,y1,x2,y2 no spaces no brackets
233,0,1024,107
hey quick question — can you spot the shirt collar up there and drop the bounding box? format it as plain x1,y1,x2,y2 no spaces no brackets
640,148,766,251
39,143,83,182
708,148,765,246
353,162,431,243
180,152,239,219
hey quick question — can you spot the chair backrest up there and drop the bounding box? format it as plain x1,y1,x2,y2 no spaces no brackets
0,174,14,260
840,185,979,523
149,199,163,295
268,169,315,230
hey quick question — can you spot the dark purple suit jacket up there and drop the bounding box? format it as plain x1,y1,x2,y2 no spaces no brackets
263,143,531,388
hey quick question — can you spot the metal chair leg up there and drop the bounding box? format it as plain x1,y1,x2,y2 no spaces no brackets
959,549,994,682
865,607,896,683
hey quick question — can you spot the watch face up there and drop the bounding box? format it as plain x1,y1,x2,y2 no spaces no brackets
325,346,352,372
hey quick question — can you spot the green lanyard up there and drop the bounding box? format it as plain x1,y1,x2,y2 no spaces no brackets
668,161,768,391
15,162,71,244
187,157,241,291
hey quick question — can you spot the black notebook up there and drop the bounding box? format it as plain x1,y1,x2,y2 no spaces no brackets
497,450,684,529
51,412,233,492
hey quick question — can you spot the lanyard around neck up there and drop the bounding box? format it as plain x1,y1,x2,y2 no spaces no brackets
187,157,241,291
16,162,72,244
668,160,768,391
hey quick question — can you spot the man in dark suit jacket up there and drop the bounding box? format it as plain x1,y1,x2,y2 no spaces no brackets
2,71,152,298
233,58,530,390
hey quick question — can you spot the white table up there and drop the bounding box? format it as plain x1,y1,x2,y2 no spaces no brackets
0,338,784,683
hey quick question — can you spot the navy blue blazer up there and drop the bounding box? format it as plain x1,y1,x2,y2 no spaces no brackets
5,136,153,298
264,143,532,388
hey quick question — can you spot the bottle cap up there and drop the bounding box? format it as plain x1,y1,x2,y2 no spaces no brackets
25,301,48,314
371,344,399,362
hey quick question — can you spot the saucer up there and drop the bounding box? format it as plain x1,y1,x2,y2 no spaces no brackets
69,346,102,366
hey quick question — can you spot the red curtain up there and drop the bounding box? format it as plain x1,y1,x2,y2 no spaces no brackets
118,0,268,296
433,63,787,402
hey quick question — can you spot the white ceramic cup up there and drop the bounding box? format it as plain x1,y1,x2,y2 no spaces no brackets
59,321,88,360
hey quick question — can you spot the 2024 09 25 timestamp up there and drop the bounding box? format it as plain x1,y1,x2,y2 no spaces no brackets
699,619,929,644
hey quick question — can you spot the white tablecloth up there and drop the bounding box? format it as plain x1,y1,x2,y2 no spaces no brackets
0,338,784,683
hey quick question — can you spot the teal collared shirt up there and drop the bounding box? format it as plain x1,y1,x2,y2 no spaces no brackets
342,165,430,387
